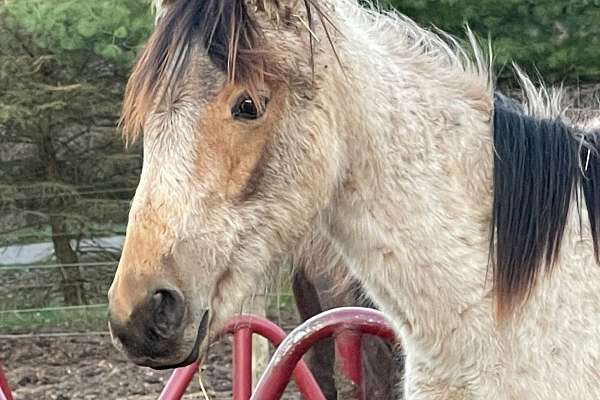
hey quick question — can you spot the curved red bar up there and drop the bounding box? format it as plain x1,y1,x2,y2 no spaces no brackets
250,307,396,400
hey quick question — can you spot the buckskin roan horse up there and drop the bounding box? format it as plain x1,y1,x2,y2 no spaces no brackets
107,0,600,398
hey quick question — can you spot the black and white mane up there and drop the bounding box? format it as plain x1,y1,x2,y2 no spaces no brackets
491,93,600,314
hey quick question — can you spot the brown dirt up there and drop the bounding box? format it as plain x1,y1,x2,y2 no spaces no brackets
0,315,303,400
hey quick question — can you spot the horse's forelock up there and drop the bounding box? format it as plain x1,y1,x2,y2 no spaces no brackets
120,0,341,142
120,0,267,141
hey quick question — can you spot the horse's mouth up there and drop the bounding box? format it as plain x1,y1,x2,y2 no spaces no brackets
151,310,211,370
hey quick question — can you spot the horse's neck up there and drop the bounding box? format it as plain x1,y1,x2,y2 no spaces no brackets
330,3,494,195
322,9,497,335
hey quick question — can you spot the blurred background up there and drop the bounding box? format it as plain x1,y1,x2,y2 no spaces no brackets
0,0,598,398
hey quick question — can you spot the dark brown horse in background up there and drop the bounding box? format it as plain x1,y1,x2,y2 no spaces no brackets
292,236,403,399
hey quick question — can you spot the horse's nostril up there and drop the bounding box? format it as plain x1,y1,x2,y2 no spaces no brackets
150,288,186,339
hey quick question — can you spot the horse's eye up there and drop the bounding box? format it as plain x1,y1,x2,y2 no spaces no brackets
232,96,263,120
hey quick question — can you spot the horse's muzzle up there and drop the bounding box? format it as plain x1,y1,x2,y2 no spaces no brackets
108,286,209,369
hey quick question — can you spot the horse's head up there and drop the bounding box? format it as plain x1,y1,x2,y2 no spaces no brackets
108,0,345,368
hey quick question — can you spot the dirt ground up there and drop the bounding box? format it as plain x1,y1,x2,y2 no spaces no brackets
0,315,302,400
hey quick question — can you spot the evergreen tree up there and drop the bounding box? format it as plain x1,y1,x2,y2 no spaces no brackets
0,1,152,305
389,0,600,82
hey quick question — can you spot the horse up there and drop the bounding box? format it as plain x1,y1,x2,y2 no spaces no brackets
107,0,600,398
292,232,403,399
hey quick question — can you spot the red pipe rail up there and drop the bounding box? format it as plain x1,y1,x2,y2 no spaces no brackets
251,307,396,400
159,315,325,400
335,330,364,398
0,364,13,400
158,363,199,400
160,307,395,400
0,308,396,400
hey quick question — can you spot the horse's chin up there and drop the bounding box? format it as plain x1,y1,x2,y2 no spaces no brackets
141,309,211,370
149,338,209,370
146,342,208,370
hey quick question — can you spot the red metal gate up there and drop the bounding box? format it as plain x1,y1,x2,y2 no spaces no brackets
0,363,12,400
0,308,395,400
161,307,396,400
159,315,325,400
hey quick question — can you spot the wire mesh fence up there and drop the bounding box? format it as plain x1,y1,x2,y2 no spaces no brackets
0,261,117,334
0,259,296,335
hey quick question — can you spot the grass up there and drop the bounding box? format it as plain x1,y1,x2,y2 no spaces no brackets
0,293,298,334
0,304,109,334
0,264,298,334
